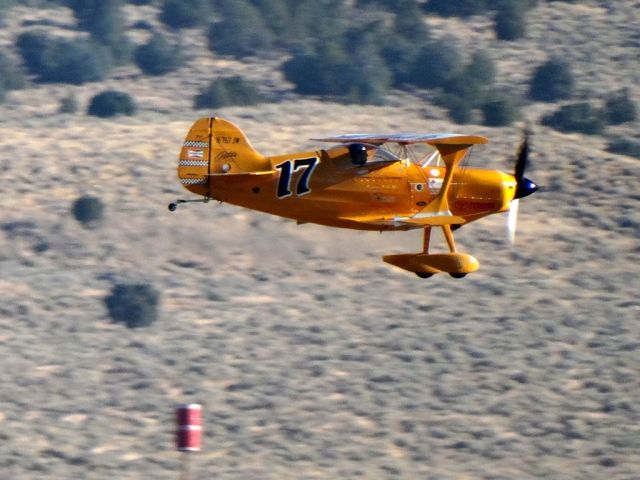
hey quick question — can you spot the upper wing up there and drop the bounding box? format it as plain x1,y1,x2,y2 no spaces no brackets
312,133,488,146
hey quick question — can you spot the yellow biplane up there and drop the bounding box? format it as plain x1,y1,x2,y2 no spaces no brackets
170,117,537,278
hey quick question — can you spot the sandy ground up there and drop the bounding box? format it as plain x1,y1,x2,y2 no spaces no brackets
1,2,639,479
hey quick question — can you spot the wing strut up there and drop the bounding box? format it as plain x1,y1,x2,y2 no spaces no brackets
411,144,471,225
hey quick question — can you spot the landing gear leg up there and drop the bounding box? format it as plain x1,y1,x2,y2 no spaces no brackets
422,226,432,254
442,224,457,253
415,227,434,279
441,224,466,278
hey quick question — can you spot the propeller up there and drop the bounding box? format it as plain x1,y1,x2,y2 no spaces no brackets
507,132,538,245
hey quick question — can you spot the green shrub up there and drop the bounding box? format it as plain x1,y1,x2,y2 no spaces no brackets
72,195,104,227
105,283,160,328
283,36,390,105
393,1,430,43
88,90,136,117
134,33,183,75
405,40,464,89
281,0,348,52
438,94,474,124
529,57,575,102
283,42,347,96
445,50,495,101
425,0,537,17
0,0,15,17
250,0,290,45
424,0,487,17
541,102,605,135
17,31,112,84
606,137,640,159
494,1,527,41
160,0,209,29
206,0,273,58
480,91,519,126
357,0,416,9
67,0,131,63
194,76,265,109
604,88,637,125
0,50,26,91
341,41,391,105
380,3,430,86
59,93,78,114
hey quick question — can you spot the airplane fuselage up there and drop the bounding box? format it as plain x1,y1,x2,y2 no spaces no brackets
208,146,515,231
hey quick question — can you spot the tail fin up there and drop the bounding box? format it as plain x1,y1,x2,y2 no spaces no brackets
178,117,267,197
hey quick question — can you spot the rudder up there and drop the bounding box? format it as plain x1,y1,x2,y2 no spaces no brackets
178,117,212,197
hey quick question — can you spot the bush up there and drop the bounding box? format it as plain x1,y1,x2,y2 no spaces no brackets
424,0,488,17
59,93,78,114
72,195,104,227
529,58,575,102
438,94,474,124
358,0,418,9
405,40,464,90
160,0,210,29
480,91,519,126
0,50,26,91
206,0,273,58
134,33,183,75
604,88,637,125
88,90,136,117
494,1,527,41
249,0,290,45
67,0,131,63
105,283,160,328
17,31,112,84
282,41,346,96
0,0,15,17
393,1,430,43
426,48,513,125
194,76,265,109
340,41,391,105
541,102,605,135
380,3,430,86
280,0,348,52
445,50,495,100
606,137,640,159
283,36,390,105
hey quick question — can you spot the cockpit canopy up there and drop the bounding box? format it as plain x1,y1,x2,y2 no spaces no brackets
331,142,442,167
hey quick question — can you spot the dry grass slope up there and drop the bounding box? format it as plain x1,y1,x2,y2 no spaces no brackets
1,2,639,479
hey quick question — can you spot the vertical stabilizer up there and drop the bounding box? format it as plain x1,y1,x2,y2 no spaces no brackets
178,117,268,198
208,117,268,174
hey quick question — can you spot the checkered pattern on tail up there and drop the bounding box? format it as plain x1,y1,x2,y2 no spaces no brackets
179,160,208,167
180,178,208,185
183,141,208,148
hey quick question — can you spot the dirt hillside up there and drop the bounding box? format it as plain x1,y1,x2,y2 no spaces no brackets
1,2,639,479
